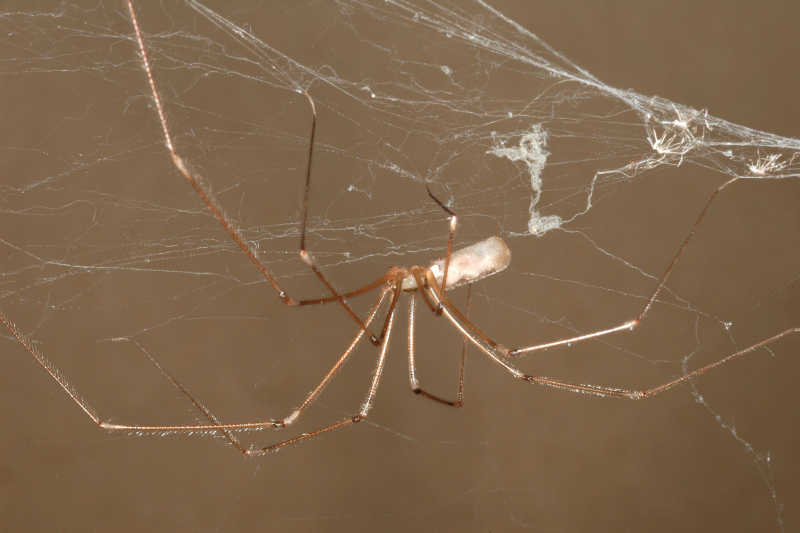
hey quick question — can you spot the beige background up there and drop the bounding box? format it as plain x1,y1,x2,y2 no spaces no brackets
1,1,798,531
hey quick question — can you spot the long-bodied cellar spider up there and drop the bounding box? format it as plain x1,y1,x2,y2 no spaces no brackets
0,1,797,458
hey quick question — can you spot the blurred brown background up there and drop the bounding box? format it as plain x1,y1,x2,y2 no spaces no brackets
1,1,798,531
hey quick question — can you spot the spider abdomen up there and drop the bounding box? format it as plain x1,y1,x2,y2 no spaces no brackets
429,235,511,289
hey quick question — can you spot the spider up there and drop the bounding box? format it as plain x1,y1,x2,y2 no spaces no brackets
1,1,796,457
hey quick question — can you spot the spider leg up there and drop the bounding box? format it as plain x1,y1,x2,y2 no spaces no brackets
102,338,260,454
429,285,799,399
99,287,393,456
277,287,392,427
528,329,796,399
410,266,437,313
425,177,742,358
0,311,102,426
293,94,381,344
426,186,457,316
407,288,469,407
425,270,509,355
506,176,740,356
293,271,394,306
126,0,381,346
248,288,398,455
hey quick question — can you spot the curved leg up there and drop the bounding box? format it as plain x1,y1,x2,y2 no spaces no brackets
425,177,741,358
101,288,393,455
126,0,383,344
248,292,397,455
431,285,799,399
520,328,799,399
1,284,393,455
0,311,102,426
407,289,468,407
425,186,458,316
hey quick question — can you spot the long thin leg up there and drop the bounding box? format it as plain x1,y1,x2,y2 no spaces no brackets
294,271,394,306
281,286,393,426
100,288,391,454
248,291,398,455
105,337,251,452
410,266,438,313
425,177,741,357
457,285,470,405
426,186,458,316
126,1,382,345
507,176,740,356
429,284,799,399
521,328,798,399
407,289,467,407
0,311,103,427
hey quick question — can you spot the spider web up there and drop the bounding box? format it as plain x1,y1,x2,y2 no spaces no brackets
0,1,798,531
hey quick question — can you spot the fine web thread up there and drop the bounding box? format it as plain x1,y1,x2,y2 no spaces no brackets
0,1,796,464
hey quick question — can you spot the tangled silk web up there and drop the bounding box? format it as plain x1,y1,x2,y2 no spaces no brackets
0,0,798,529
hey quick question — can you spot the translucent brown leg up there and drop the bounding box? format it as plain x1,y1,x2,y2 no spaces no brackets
0,3,401,456
425,186,458,316
102,287,394,456
518,328,795,400
126,0,383,345
402,183,472,406
425,177,742,358
410,266,437,313
429,284,799,399
0,311,103,427
0,283,391,456
407,287,469,407
248,290,398,455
